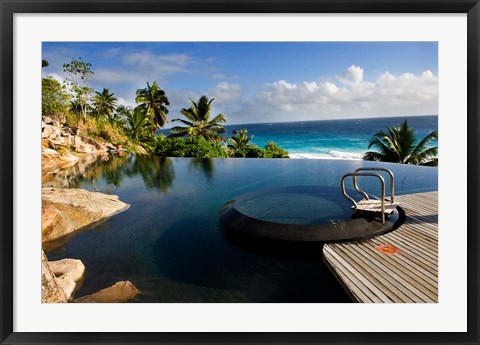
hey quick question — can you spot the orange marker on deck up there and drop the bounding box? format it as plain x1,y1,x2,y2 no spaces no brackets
375,244,399,255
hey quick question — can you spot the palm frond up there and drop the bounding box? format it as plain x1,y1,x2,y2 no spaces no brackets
410,131,438,158
363,151,387,161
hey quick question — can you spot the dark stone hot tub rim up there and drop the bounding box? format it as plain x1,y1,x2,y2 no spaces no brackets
219,185,405,243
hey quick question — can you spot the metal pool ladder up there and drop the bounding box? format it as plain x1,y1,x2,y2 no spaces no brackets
341,167,398,223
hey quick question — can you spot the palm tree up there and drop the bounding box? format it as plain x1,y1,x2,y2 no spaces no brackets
169,95,226,142
125,107,154,141
363,120,438,166
112,105,130,127
135,81,170,130
70,99,83,115
228,129,254,154
93,88,117,120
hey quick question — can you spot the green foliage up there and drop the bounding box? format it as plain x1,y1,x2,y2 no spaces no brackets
363,120,438,166
63,57,94,119
264,141,290,158
243,145,265,158
42,58,292,160
228,129,255,157
93,88,118,120
82,117,128,144
42,59,49,68
109,105,129,127
135,81,170,130
150,131,289,159
154,135,228,158
169,95,226,142
42,77,70,115
115,105,131,119
125,107,155,142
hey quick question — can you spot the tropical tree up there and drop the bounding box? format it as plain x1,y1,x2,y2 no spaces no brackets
42,76,70,115
112,105,131,127
93,88,118,121
169,95,226,142
363,120,438,166
135,81,170,130
63,57,94,119
228,129,254,153
69,99,83,115
125,106,154,141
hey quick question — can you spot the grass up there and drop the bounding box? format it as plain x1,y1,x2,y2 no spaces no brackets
65,112,142,153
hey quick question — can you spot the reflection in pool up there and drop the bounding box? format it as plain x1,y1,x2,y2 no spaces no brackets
45,154,437,303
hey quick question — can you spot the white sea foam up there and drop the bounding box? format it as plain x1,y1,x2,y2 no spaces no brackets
327,150,364,160
289,150,364,160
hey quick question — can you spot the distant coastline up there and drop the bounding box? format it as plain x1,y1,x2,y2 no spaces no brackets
225,115,438,160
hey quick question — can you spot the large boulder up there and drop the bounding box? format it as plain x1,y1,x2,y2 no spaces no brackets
42,152,110,188
48,258,85,301
43,116,53,125
42,124,61,139
75,136,111,154
41,251,67,303
42,188,130,242
42,148,80,174
73,281,139,303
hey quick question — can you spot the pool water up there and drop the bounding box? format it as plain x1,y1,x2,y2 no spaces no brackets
234,185,354,224
45,154,437,303
220,185,403,242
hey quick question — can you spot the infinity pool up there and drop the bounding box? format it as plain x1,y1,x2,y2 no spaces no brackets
45,155,437,303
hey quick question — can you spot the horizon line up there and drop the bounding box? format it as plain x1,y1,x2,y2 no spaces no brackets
161,114,438,129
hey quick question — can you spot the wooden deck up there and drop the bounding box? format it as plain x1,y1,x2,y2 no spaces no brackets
323,191,438,303
355,199,398,214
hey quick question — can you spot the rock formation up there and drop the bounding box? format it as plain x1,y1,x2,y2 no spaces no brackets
42,115,116,155
48,258,85,301
73,281,139,303
42,251,139,303
42,188,130,243
41,251,67,303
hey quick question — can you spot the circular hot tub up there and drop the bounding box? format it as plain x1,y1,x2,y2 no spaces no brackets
219,185,404,242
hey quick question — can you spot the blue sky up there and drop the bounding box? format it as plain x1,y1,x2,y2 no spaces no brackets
42,42,438,126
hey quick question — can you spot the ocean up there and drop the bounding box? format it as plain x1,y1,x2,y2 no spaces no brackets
162,115,438,160
223,115,438,159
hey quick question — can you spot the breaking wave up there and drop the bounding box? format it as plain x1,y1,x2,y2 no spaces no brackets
289,151,364,160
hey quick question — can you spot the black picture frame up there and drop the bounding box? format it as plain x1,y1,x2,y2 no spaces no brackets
1,1,479,344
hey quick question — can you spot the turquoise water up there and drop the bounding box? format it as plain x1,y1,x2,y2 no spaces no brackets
46,155,438,303
156,115,438,159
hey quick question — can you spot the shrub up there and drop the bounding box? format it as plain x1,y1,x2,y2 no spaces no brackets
264,141,289,158
154,136,228,158
243,145,265,158
42,77,70,115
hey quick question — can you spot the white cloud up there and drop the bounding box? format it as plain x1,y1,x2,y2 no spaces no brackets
93,69,140,85
337,65,364,85
209,82,242,103
210,73,228,80
227,66,438,124
89,51,198,87
116,97,136,109
122,52,190,74
376,70,438,104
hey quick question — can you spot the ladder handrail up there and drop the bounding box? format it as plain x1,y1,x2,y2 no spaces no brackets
353,167,395,202
341,172,386,223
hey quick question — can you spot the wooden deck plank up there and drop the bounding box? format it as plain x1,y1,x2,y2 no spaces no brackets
337,243,436,302
323,246,388,303
355,199,398,214
323,191,438,303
